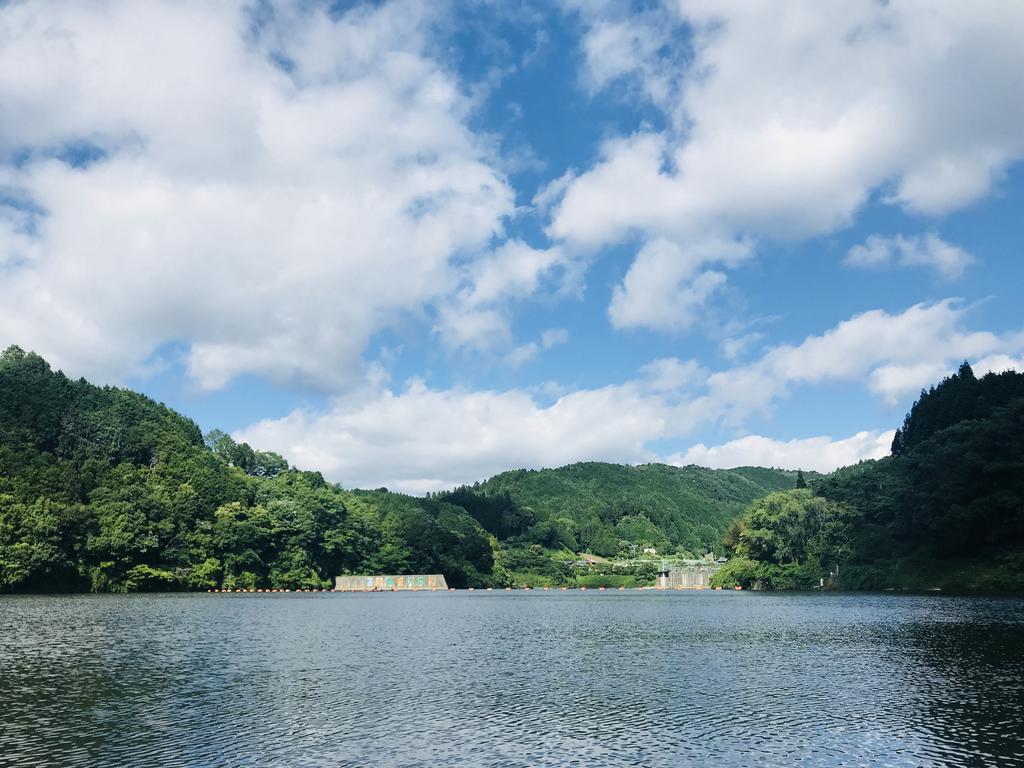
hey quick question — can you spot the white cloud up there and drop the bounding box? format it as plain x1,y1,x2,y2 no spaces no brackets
498,328,569,369
237,300,1024,491
670,430,895,474
0,0,516,388
867,363,953,406
639,357,705,393
608,236,752,331
505,342,539,368
845,234,974,280
708,300,1006,416
721,332,763,362
580,14,685,115
540,327,569,349
975,352,1024,377
555,1,1024,328
435,240,572,353
235,376,694,493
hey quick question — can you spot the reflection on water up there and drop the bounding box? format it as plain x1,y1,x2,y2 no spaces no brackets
1,592,1023,767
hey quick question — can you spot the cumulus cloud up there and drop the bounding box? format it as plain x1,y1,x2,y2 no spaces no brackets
540,328,569,349
500,327,570,369
721,332,763,362
555,1,1024,329
708,300,1007,414
608,236,752,331
670,431,895,474
235,376,697,493
238,300,1024,491
974,353,1024,377
0,0,516,388
845,234,975,280
435,240,572,353
639,357,705,393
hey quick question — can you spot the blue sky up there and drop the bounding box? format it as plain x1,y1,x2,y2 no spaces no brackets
1,1,1022,492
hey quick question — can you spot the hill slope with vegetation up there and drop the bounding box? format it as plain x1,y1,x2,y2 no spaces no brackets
465,462,798,557
0,346,493,592
0,346,797,592
713,363,1024,592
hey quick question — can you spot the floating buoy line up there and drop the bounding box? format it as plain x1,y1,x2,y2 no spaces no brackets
205,585,743,593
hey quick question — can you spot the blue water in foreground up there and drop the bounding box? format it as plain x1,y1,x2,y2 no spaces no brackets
2,591,1023,767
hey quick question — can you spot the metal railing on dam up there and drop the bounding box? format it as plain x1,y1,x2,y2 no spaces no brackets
335,574,449,591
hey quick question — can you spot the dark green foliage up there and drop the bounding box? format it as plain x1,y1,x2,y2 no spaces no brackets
436,486,535,539
0,347,494,592
0,349,801,593
817,367,1024,561
895,362,1022,454
710,490,853,589
710,556,822,591
206,429,289,478
476,462,797,557
495,544,574,587
721,365,1024,591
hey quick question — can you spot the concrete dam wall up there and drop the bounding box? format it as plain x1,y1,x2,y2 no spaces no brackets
657,565,719,589
335,574,449,591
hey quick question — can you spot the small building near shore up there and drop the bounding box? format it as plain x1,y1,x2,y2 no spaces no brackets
335,574,448,591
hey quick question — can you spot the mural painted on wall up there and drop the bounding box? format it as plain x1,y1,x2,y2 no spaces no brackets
334,574,449,591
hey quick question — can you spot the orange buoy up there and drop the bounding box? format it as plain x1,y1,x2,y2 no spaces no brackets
734,585,743,590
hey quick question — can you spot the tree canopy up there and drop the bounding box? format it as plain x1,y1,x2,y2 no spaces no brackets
0,347,493,592
716,364,1024,591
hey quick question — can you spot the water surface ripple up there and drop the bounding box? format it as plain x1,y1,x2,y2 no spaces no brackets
2,592,1023,767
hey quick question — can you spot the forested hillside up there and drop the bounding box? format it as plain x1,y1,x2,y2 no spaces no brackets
0,346,797,592
0,346,493,592
714,363,1024,592
466,462,797,556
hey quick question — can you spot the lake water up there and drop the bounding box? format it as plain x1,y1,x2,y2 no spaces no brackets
2,591,1023,767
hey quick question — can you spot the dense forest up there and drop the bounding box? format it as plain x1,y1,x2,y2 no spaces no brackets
3,346,1020,593
0,347,493,591
713,363,1024,592
466,463,796,556
0,346,793,592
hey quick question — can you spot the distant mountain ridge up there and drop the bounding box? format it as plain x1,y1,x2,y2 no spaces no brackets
472,462,799,556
